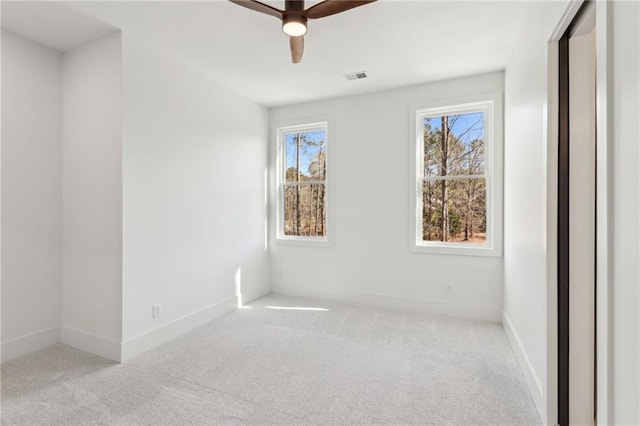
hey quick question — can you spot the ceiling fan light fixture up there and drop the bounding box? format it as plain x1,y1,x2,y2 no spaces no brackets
282,15,307,36
229,0,377,63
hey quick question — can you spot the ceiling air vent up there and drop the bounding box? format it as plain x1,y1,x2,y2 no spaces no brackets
344,71,368,81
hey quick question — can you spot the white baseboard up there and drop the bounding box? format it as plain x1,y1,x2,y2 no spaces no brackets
60,326,122,362
0,327,60,363
120,296,237,362
502,312,545,421
271,283,501,322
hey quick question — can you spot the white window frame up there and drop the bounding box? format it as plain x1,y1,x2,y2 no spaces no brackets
409,93,503,257
274,119,333,247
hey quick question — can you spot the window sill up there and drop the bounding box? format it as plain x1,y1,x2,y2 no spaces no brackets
410,242,502,257
275,236,333,248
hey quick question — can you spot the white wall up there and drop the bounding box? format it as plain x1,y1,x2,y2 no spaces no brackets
61,32,123,361
120,39,269,359
504,2,640,424
269,72,504,322
609,2,640,423
1,31,63,361
502,1,568,421
2,28,269,362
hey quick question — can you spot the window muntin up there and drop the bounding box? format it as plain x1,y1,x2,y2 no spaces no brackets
414,100,498,254
278,123,328,240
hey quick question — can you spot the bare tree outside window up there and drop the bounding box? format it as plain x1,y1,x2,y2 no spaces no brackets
281,128,327,237
421,112,487,243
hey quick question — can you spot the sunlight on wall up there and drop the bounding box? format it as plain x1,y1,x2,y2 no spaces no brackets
264,168,268,252
234,266,253,309
234,267,242,308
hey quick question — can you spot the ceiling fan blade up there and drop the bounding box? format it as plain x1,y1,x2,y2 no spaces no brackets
290,36,304,64
304,0,376,19
228,0,283,19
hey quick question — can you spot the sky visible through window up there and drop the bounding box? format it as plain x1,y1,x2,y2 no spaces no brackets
281,127,327,238
285,129,326,178
420,110,487,244
424,112,484,153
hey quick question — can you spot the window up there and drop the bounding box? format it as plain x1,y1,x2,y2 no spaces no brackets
276,121,330,244
411,95,503,256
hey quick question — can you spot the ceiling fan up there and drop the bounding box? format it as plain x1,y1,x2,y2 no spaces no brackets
229,0,377,64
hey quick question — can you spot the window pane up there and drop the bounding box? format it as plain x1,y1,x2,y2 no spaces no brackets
283,184,326,237
285,129,326,183
423,112,485,177
422,178,486,243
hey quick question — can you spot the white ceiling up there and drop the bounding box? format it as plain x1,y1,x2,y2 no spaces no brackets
1,1,115,51
1,1,532,107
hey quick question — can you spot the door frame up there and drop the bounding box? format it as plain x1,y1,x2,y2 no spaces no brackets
546,0,611,424
593,1,612,423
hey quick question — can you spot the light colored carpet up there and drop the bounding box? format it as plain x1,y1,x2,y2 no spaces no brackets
1,294,541,425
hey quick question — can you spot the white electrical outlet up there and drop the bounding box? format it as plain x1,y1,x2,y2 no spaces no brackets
445,284,453,294
152,303,161,318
